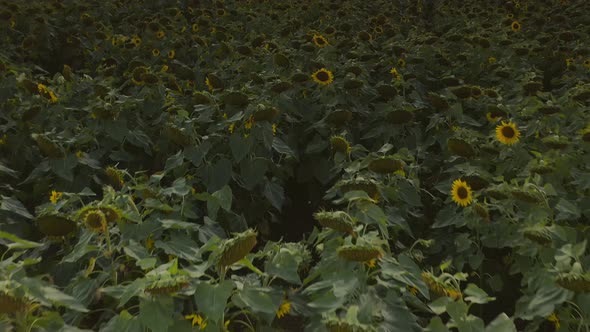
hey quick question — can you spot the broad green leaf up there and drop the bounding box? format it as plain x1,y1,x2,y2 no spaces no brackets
0,196,34,219
155,233,201,262
381,255,429,299
139,296,174,332
159,219,199,230
484,313,516,332
426,317,450,332
263,181,284,210
230,133,252,162
0,230,42,249
464,284,496,304
213,185,232,212
0,162,18,177
62,231,98,263
194,281,234,324
429,296,453,315
205,158,232,192
266,249,301,284
555,198,580,221
272,137,297,159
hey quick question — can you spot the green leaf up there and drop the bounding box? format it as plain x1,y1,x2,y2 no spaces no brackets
272,138,297,159
0,162,18,178
155,233,201,262
230,133,252,162
164,150,184,172
555,198,580,221
0,196,34,219
194,281,234,324
516,283,570,320
485,313,516,332
397,179,423,207
266,249,301,285
159,219,200,231
429,297,453,315
205,158,232,192
464,284,496,304
49,155,78,182
139,296,174,332
0,230,42,249
381,255,429,299
432,205,465,228
213,185,232,212
263,181,284,210
62,231,98,263
426,317,450,332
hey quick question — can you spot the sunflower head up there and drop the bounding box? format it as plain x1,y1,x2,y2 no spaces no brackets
218,229,258,267
312,34,329,48
311,68,334,85
84,210,107,233
495,121,520,145
313,210,356,235
451,179,473,207
337,244,383,262
168,49,175,59
511,20,521,32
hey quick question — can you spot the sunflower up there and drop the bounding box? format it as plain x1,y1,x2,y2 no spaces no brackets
565,58,574,67
84,210,107,232
131,35,141,47
312,34,328,48
397,58,406,68
156,30,165,39
495,121,521,145
192,23,199,32
511,20,521,32
451,179,473,207
276,300,291,319
390,67,402,81
152,48,160,57
167,49,175,59
49,190,63,204
487,56,497,65
185,313,207,329
311,68,334,85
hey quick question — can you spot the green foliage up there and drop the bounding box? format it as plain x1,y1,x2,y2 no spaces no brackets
1,0,590,331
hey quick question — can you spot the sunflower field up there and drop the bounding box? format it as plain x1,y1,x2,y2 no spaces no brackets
1,0,590,331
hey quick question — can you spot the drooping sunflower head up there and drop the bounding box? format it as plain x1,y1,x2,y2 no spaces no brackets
451,179,473,207
511,20,521,32
84,210,107,233
311,68,334,85
218,229,258,267
495,121,521,145
312,34,329,48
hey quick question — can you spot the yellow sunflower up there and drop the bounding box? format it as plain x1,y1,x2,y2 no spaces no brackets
131,35,141,47
511,20,521,32
156,30,165,39
168,49,175,59
584,59,590,69
152,48,160,57
451,179,473,207
495,121,521,145
312,34,329,48
276,300,291,319
311,68,334,85
397,58,406,68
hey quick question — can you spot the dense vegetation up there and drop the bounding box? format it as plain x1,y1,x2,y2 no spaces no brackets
0,0,589,331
